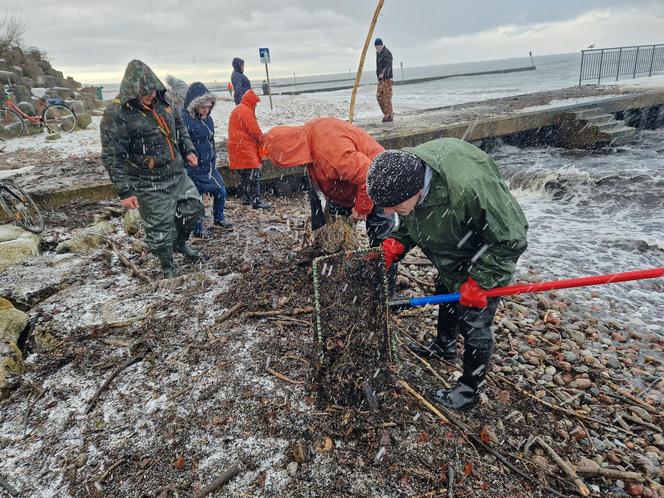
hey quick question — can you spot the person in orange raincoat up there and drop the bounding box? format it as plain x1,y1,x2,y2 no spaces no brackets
227,89,271,209
263,117,394,246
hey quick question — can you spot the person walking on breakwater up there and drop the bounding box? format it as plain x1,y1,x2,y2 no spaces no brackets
231,57,251,105
264,117,394,247
182,82,233,238
228,89,271,209
100,59,204,279
375,38,393,122
366,138,528,411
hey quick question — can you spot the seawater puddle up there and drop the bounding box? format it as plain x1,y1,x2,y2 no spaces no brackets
496,128,664,336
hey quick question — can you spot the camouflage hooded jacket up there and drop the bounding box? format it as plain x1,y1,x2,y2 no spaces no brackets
100,60,195,198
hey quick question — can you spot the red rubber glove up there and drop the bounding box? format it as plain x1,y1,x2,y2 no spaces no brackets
459,277,488,309
381,238,405,270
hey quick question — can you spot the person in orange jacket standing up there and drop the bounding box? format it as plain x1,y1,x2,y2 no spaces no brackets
263,117,394,246
227,89,271,209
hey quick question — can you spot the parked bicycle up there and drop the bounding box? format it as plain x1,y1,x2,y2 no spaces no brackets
0,85,76,138
0,178,44,233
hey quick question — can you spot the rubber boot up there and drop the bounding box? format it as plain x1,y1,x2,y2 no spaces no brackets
408,338,456,361
156,247,177,279
433,382,479,411
174,238,201,261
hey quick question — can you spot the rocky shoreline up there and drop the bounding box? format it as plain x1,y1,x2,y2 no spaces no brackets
0,194,661,497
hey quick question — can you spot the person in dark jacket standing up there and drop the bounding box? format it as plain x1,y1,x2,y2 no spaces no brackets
100,59,204,279
182,82,233,238
375,38,393,122
366,138,528,411
231,57,251,105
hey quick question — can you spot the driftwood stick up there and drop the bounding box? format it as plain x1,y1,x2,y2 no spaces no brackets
575,466,643,481
447,464,454,498
244,307,314,318
86,350,147,414
399,267,435,290
398,338,451,388
397,380,449,423
266,367,305,385
533,436,590,496
22,385,46,438
0,475,19,497
606,381,658,414
621,413,663,433
195,461,243,498
107,239,153,285
95,458,125,483
216,303,243,324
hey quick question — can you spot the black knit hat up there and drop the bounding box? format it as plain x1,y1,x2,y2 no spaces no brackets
374,38,383,46
367,150,426,207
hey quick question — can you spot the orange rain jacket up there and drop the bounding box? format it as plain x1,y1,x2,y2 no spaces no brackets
264,117,383,215
228,89,262,169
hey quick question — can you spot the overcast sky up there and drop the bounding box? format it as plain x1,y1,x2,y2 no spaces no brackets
9,0,664,84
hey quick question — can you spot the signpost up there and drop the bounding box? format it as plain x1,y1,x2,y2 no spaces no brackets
259,47,273,109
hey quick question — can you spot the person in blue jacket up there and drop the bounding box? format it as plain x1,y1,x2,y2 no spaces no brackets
182,82,233,237
231,57,251,105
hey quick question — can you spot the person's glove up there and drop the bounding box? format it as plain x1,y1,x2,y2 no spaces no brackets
381,238,405,270
121,196,139,209
459,277,488,309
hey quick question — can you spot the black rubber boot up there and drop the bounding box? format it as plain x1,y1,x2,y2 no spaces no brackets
433,382,479,411
408,338,457,361
252,199,272,209
156,247,177,279
174,239,201,261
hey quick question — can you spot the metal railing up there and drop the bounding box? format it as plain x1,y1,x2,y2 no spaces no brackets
579,44,664,85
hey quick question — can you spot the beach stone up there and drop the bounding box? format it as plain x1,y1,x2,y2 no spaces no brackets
55,221,111,254
569,378,592,389
0,224,40,273
0,297,27,391
286,461,298,476
537,295,553,310
544,366,556,376
45,132,62,141
567,330,587,346
562,351,577,363
606,357,622,369
612,332,627,342
558,361,572,372
625,482,643,496
500,318,519,333
571,426,588,441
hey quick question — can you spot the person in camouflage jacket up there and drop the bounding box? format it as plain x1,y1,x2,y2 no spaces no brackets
100,59,204,278
367,138,528,411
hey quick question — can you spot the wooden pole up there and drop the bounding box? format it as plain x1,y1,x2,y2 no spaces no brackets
348,0,385,124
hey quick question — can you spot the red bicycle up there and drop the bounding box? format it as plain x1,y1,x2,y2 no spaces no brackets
0,85,76,138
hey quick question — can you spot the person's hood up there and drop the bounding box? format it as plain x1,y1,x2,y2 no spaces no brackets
119,59,166,105
264,125,312,167
184,82,216,115
232,57,244,72
240,89,260,110
165,74,188,107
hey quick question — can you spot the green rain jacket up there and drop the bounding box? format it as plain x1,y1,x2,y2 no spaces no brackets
393,138,528,292
102,60,195,198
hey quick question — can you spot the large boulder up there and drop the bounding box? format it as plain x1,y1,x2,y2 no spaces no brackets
22,58,46,83
0,297,27,392
0,224,40,273
55,221,112,254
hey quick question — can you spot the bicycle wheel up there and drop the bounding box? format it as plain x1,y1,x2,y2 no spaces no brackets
42,104,76,134
0,108,24,138
0,182,44,233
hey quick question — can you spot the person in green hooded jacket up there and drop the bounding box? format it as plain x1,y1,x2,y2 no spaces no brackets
100,60,204,278
367,138,528,411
